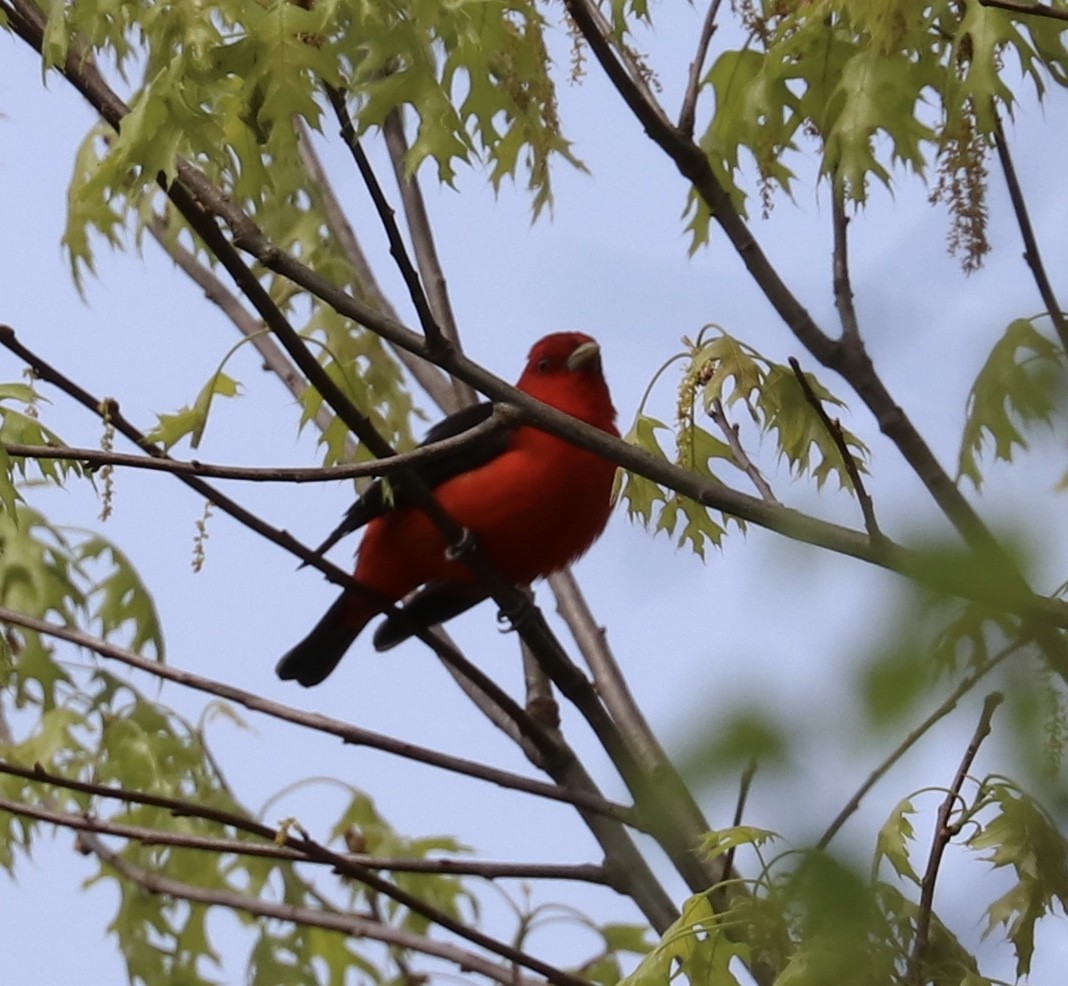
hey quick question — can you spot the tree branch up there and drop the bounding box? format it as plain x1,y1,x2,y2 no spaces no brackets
831,192,861,342
992,110,1068,354
708,397,778,503
0,787,608,883
381,107,478,407
0,416,499,483
788,357,881,541
908,692,1003,984
324,84,449,359
678,0,724,137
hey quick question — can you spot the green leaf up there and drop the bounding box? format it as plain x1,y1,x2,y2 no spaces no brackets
873,798,920,885
700,825,780,863
970,780,1068,977
78,536,165,659
600,922,655,956
819,44,935,200
761,364,868,490
146,371,242,451
619,893,746,986
0,384,81,493
958,318,1063,489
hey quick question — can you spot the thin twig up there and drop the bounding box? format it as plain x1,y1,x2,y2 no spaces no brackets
382,108,478,407
708,398,778,503
817,639,1022,849
678,0,724,137
1,417,498,483
0,789,608,882
788,356,882,541
522,636,560,729
723,759,758,879
992,110,1068,354
325,85,448,358
908,692,1003,984
831,192,861,341
978,0,1068,22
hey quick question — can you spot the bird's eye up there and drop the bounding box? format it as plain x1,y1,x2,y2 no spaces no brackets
537,356,552,373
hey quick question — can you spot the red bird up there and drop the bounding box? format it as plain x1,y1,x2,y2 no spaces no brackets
276,332,619,686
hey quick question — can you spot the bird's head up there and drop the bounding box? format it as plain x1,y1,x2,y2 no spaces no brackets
516,332,617,431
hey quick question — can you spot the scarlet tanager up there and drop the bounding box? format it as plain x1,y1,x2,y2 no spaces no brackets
276,332,619,686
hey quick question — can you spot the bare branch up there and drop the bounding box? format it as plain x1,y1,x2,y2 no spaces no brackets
678,0,724,137
831,192,861,342
708,398,778,503
0,788,608,883
1,414,499,483
723,759,758,878
550,571,675,774
992,110,1068,354
547,570,731,895
789,357,882,541
523,636,561,729
325,85,449,358
908,692,1003,984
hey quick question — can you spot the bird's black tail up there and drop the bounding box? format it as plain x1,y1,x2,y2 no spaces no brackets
276,592,366,687
372,582,488,651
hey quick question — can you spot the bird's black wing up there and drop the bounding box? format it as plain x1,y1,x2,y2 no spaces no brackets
313,401,507,556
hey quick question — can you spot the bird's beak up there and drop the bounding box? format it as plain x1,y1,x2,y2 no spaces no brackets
566,340,601,372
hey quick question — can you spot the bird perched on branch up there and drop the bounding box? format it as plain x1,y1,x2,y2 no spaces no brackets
276,332,619,686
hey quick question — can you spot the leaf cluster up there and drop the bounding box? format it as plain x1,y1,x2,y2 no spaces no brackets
621,810,1011,986
685,0,1068,261
618,329,867,558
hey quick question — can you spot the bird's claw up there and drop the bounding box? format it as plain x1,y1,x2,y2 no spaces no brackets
445,527,478,561
496,594,535,635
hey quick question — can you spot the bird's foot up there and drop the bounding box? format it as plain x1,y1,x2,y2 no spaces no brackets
496,587,535,635
445,527,478,561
